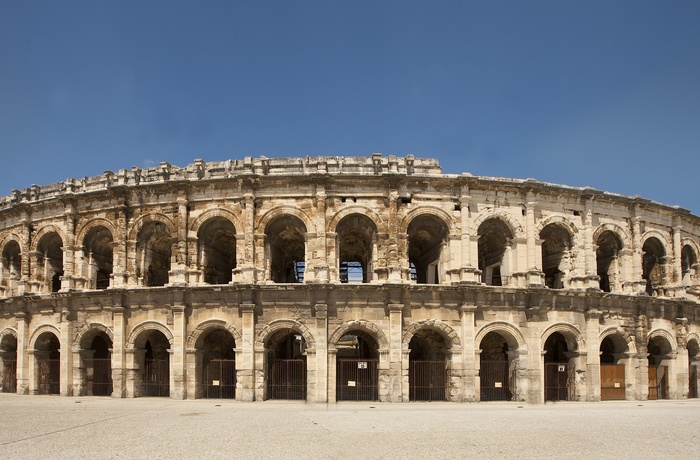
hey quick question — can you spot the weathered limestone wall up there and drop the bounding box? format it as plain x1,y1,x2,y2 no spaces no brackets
0,155,699,403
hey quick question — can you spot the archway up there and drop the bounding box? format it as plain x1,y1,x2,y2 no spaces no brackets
36,232,64,293
336,214,376,283
479,331,515,401
81,332,113,396
136,222,171,287
681,245,698,285
1,240,21,296
407,215,448,284
688,338,699,398
134,330,170,397
0,332,17,393
82,226,114,290
266,215,306,283
199,329,236,399
543,332,573,401
596,231,623,292
198,217,237,285
266,329,306,400
409,329,448,401
336,330,379,401
599,333,627,400
477,219,513,286
34,331,60,394
642,237,666,296
647,335,672,400
540,224,572,289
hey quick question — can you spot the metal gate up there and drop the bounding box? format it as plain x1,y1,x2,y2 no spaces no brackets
337,358,378,401
480,361,511,401
2,359,17,393
648,365,668,400
545,363,574,401
690,364,698,399
600,364,625,400
268,359,306,400
144,358,169,397
203,359,236,399
409,360,447,401
86,358,113,396
37,358,60,395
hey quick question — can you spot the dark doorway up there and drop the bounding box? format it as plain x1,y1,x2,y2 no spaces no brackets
479,332,513,401
600,335,626,400
201,329,236,399
267,331,306,400
141,331,170,397
35,331,60,395
336,331,379,401
86,333,113,396
543,332,573,401
409,329,448,401
0,333,17,393
647,336,670,400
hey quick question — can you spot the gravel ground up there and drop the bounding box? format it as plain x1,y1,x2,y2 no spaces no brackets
0,394,697,459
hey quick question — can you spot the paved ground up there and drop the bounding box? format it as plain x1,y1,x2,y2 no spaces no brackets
0,395,698,459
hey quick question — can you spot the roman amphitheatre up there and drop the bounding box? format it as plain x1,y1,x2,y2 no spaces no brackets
0,154,698,404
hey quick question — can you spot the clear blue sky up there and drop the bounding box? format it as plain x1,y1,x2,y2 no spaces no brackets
1,1,699,212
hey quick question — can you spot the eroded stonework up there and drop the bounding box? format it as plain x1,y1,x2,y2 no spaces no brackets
0,154,699,403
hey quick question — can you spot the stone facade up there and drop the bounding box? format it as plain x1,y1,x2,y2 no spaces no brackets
0,154,699,403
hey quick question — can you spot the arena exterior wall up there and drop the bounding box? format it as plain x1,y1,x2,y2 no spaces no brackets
0,154,699,403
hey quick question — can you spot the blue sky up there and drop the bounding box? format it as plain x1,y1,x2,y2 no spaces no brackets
1,1,699,212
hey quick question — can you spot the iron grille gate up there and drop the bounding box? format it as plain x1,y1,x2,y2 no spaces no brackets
37,358,60,395
409,360,448,401
480,361,512,401
203,359,236,399
337,358,378,401
600,364,625,400
2,359,17,393
648,365,668,400
144,358,169,397
690,364,698,399
86,358,113,396
545,363,574,401
268,359,306,400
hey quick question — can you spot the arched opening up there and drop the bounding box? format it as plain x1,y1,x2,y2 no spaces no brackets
642,237,666,296
647,335,671,400
1,240,21,296
596,231,623,293
479,331,516,401
681,245,698,285
198,218,236,285
407,216,448,284
266,215,306,283
540,224,572,289
134,330,170,397
81,332,113,396
0,333,17,393
543,332,574,401
688,339,699,398
599,333,627,400
336,330,379,401
409,329,448,401
478,219,513,286
266,330,306,400
83,226,114,290
136,222,172,287
34,331,60,395
199,329,236,399
337,214,376,283
37,232,64,293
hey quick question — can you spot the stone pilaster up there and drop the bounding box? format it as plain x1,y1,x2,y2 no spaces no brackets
170,303,187,399
239,302,256,401
388,303,403,402
111,305,126,397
